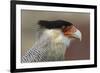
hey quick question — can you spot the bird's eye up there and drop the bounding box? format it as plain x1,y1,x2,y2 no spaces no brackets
62,25,73,32
62,26,65,29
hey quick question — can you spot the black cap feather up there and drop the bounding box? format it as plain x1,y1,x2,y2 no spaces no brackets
38,20,73,29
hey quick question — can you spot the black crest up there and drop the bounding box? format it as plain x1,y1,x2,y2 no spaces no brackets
38,20,73,29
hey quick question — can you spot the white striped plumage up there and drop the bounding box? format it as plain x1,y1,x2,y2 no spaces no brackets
22,29,71,62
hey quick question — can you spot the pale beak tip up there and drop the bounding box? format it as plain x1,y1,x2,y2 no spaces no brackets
73,29,82,42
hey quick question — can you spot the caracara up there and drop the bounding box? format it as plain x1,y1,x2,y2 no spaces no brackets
22,20,82,63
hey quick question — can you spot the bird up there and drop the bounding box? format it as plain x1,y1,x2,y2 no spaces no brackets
22,20,82,63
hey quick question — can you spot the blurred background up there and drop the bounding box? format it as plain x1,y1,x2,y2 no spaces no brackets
21,10,90,61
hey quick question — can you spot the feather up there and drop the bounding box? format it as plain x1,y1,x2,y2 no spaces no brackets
22,32,50,63
22,29,71,63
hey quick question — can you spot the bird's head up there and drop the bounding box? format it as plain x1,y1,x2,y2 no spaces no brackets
38,20,82,41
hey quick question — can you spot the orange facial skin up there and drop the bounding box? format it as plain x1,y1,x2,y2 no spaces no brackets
62,25,77,37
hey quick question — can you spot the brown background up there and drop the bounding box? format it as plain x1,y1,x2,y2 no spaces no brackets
21,10,90,60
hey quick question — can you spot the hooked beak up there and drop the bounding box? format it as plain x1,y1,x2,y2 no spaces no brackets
72,29,82,41
63,26,82,41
